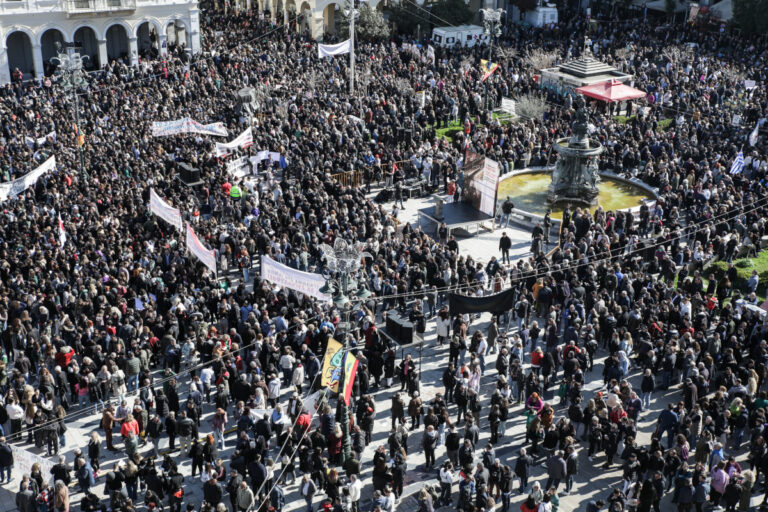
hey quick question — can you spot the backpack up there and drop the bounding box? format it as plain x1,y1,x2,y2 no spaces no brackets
482,451,494,468
459,482,472,508
591,427,603,447
270,487,285,509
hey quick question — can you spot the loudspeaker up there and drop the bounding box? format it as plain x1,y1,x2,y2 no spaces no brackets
385,311,414,345
399,322,413,345
178,162,202,185
375,189,392,204
386,315,401,342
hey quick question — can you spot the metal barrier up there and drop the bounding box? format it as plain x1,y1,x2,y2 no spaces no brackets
330,169,364,188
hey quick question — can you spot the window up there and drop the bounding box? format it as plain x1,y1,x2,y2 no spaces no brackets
433,35,442,43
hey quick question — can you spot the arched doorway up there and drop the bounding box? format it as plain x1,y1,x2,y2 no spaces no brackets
40,29,65,76
136,22,159,59
166,20,189,50
299,1,312,33
73,26,100,69
285,0,296,24
106,24,130,63
323,3,340,35
6,31,35,80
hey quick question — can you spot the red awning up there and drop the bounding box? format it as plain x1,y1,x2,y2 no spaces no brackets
575,79,646,103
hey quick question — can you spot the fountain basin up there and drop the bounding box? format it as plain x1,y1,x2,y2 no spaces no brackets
497,169,657,223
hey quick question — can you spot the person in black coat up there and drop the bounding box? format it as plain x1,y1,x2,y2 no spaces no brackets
248,454,268,499
637,478,657,512
203,477,223,506
0,437,13,481
154,390,170,419
514,448,533,494
202,436,219,464
226,469,244,512
189,439,205,477
165,412,177,451
51,456,72,485
167,385,180,414
165,468,184,512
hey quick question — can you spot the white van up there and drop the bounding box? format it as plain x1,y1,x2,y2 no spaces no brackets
431,25,487,48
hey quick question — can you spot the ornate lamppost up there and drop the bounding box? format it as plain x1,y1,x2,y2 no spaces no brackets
481,8,505,112
51,43,89,180
319,238,371,467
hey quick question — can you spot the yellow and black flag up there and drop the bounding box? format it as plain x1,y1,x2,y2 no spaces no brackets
480,59,499,82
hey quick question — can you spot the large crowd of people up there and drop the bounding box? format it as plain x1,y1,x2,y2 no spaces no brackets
0,4,767,512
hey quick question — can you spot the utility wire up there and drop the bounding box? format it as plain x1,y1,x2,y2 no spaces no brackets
347,193,768,304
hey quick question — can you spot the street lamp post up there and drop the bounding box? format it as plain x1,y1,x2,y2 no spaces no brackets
481,8,505,112
319,239,372,467
345,0,360,96
51,43,89,180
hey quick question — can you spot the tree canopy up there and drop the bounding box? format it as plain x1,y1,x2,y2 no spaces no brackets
337,3,391,40
733,0,768,34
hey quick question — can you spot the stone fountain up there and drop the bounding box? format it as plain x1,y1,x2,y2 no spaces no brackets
547,95,604,206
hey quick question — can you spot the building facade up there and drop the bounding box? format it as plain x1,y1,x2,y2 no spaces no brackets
237,0,383,40
0,0,200,83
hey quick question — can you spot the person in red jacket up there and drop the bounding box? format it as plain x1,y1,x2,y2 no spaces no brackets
520,495,538,512
531,348,544,374
121,414,140,439
55,346,75,369
296,409,311,433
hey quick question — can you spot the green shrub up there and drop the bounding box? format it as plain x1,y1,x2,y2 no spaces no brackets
710,252,768,297
436,126,463,141
614,115,636,124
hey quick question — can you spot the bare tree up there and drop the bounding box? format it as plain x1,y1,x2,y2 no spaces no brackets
305,70,319,98
515,93,548,121
359,64,373,95
496,46,518,61
524,48,559,70
459,56,474,75
662,45,692,67
394,77,414,96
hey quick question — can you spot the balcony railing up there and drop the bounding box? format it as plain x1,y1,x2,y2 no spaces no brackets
0,0,191,13
64,0,136,12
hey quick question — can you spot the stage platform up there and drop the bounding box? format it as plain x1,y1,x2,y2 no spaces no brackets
418,201,494,238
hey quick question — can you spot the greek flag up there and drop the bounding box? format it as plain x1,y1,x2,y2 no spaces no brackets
730,151,745,175
750,124,759,146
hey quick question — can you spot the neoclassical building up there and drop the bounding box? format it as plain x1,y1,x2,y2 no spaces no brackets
239,0,383,40
0,0,200,83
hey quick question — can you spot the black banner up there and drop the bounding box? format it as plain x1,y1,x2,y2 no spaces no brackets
448,288,516,315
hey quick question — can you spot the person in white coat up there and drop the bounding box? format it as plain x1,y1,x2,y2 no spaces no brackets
436,309,451,346
347,473,363,512
292,363,305,393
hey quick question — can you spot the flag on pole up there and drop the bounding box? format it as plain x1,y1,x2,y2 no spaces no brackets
341,352,359,405
750,125,759,146
73,124,85,147
730,151,745,175
58,214,66,246
320,338,344,391
480,59,499,82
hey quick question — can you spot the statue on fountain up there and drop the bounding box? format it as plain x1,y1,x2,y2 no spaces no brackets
547,94,603,206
